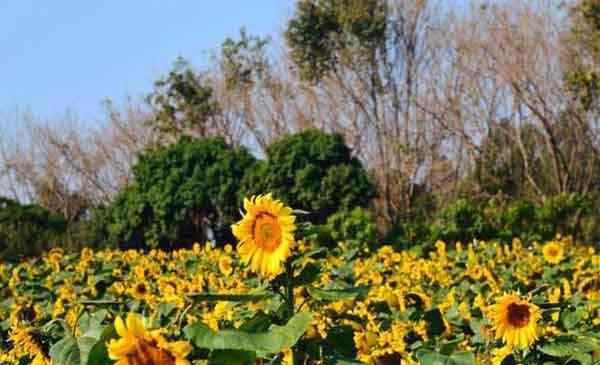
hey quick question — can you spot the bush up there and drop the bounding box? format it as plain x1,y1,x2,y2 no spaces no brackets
241,129,376,223
106,137,256,249
429,198,494,245
386,193,600,250
0,198,67,260
325,207,377,250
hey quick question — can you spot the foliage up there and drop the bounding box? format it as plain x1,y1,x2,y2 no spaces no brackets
146,58,220,140
324,207,377,250
241,129,376,223
106,137,256,249
0,197,67,260
0,235,598,365
220,28,271,90
566,0,600,111
386,194,600,250
285,0,387,82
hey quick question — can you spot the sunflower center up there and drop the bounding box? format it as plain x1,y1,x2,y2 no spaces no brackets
507,303,531,328
547,247,558,257
136,283,147,295
128,339,176,365
254,213,282,252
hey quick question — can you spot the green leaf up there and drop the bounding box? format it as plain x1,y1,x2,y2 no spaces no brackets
560,307,585,330
184,312,312,354
50,336,80,365
415,350,475,365
424,308,446,337
187,292,275,302
78,336,98,365
208,350,256,365
77,310,108,338
84,325,116,365
448,352,476,365
416,350,448,365
539,338,596,357
239,312,272,333
334,361,366,365
326,325,356,358
307,286,370,301
294,263,321,286
567,353,592,365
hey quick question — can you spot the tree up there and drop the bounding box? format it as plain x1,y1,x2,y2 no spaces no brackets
146,58,221,143
241,129,376,223
285,0,387,82
107,137,256,249
566,0,600,111
0,197,67,259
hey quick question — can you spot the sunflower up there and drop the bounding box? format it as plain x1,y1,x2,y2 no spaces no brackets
218,256,233,276
489,293,541,348
542,241,565,264
9,327,51,365
491,345,513,365
129,281,150,301
107,313,191,365
231,194,296,276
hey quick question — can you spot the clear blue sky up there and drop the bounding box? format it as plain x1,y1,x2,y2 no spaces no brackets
0,1,293,122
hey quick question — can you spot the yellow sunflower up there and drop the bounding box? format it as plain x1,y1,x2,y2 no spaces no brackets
218,256,234,276
231,194,296,276
542,241,565,264
9,327,51,365
489,293,541,348
491,345,513,365
129,281,150,301
107,313,191,365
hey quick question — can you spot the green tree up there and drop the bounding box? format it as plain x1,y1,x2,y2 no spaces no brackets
566,0,600,111
241,129,376,223
285,0,387,82
107,137,256,249
0,197,67,260
146,58,220,141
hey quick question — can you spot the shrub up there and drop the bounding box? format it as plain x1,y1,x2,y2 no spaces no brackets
0,197,67,260
325,207,377,250
429,198,494,244
106,137,256,249
241,129,376,223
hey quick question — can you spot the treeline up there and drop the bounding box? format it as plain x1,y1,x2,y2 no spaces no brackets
0,0,599,258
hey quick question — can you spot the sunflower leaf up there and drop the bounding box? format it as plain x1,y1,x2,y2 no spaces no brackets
187,292,276,302
306,286,370,301
184,312,312,354
538,338,596,357
50,336,81,365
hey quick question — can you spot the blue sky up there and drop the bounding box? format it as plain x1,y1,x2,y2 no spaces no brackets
0,1,293,123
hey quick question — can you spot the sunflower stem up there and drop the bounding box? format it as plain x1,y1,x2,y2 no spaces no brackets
285,259,295,319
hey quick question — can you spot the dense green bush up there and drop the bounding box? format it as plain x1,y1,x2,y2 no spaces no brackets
0,198,67,260
325,207,377,250
429,198,494,244
386,193,600,249
241,129,376,223
106,137,256,249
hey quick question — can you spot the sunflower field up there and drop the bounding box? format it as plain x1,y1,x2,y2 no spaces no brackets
0,195,599,365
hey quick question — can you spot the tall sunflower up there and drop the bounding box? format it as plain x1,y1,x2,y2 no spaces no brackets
231,194,296,276
107,313,191,365
489,293,541,348
542,241,565,264
9,327,51,365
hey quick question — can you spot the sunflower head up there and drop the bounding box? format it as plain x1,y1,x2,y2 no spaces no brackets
542,241,565,264
130,281,150,301
489,293,541,348
218,256,233,276
107,313,191,365
231,194,296,276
